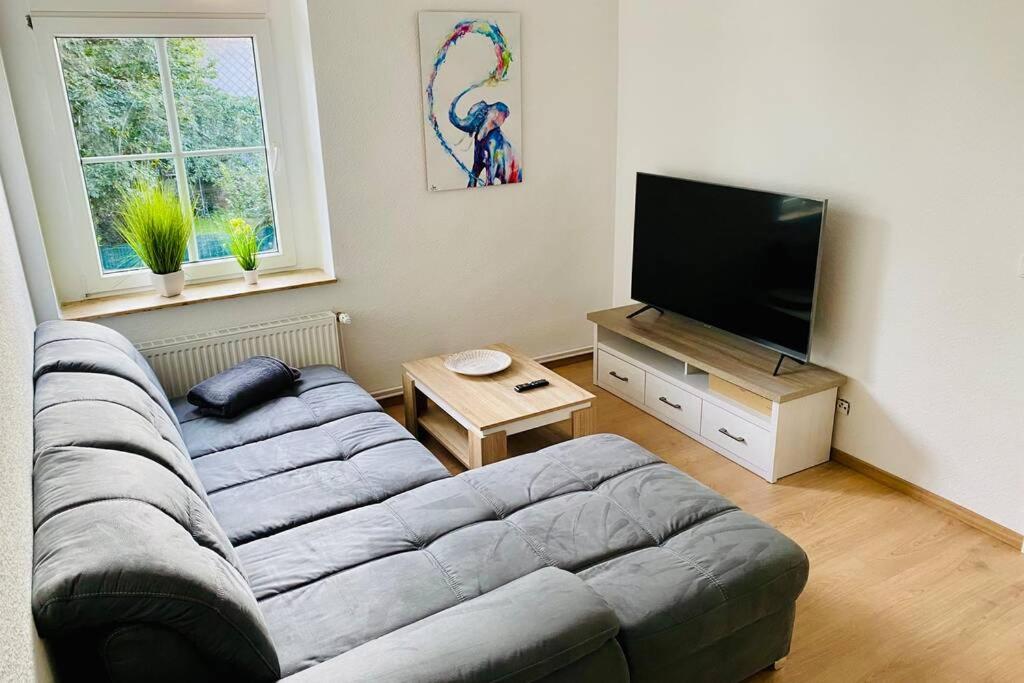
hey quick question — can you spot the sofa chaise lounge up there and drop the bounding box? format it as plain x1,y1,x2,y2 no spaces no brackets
31,320,809,682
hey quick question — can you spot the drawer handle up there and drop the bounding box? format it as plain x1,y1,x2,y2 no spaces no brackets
718,427,746,444
608,371,629,382
658,396,682,410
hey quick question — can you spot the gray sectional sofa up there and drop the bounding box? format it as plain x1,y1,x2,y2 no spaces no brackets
31,320,809,682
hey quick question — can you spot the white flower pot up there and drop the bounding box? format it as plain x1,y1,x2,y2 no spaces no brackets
243,270,259,286
151,270,185,297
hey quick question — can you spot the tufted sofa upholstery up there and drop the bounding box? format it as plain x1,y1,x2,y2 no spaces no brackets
32,320,808,682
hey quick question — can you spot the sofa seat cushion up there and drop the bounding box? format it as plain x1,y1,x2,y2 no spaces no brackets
204,427,449,545
234,434,807,677
173,366,451,546
173,366,383,457
280,567,623,683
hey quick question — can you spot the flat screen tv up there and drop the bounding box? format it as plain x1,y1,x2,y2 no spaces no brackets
631,173,826,362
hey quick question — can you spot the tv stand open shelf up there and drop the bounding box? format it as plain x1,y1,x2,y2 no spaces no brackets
588,305,846,483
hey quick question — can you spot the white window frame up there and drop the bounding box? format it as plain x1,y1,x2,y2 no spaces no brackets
33,16,298,298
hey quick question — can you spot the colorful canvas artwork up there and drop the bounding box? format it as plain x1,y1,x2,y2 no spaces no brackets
419,12,523,191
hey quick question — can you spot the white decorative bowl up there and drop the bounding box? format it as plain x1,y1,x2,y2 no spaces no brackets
444,349,512,376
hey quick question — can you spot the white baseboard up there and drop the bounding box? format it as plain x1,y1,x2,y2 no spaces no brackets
532,345,593,365
370,345,593,402
372,386,405,401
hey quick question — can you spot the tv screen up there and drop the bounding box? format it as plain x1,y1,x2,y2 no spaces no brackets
631,173,826,361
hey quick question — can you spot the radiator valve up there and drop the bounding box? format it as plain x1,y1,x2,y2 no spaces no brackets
337,312,353,325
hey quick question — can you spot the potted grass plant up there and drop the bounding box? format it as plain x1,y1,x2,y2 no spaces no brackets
116,181,193,297
226,218,261,285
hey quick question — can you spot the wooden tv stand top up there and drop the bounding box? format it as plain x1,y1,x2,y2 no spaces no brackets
587,305,846,403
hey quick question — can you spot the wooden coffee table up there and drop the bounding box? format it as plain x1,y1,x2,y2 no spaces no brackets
402,344,595,469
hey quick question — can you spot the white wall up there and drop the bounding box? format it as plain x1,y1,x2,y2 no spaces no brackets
0,119,53,683
615,0,1024,532
0,10,58,323
1,0,619,394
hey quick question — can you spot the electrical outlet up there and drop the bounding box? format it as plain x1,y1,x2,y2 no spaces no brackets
836,398,850,416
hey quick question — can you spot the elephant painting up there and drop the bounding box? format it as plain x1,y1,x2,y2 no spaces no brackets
420,13,523,191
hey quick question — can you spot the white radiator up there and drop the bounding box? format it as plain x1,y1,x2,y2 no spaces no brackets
136,311,345,397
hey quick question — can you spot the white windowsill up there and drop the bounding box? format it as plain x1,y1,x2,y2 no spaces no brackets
60,268,335,321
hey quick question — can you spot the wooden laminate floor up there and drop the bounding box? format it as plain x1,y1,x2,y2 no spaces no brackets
386,358,1024,682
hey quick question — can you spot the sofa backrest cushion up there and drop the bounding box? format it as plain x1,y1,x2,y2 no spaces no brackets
31,320,280,681
34,320,180,434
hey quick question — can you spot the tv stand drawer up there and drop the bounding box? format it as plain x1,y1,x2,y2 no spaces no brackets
597,350,645,403
700,402,772,472
644,374,700,432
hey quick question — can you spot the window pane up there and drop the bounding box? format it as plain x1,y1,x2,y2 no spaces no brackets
187,153,278,262
169,38,266,151
82,159,178,273
56,38,170,158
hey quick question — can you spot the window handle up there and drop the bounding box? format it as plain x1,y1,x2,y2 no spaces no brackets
270,145,280,174
658,396,682,410
608,371,628,382
718,427,746,444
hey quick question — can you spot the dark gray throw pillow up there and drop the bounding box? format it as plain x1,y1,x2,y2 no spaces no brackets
187,356,301,418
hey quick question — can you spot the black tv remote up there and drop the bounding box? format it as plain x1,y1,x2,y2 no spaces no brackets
514,379,550,393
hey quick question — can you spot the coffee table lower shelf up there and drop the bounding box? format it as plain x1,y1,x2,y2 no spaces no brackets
418,407,472,466
414,400,594,469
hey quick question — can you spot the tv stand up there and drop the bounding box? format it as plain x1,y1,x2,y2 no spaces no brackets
772,353,806,377
588,305,846,483
625,304,663,319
